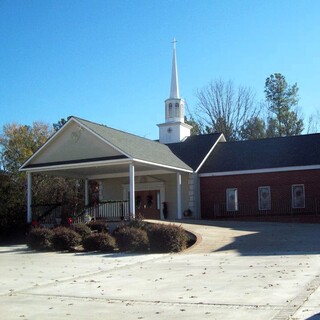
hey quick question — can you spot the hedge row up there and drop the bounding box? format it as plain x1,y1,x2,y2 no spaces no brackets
26,221,188,253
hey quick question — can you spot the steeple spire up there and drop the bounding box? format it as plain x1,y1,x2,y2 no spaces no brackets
158,39,192,144
170,38,180,99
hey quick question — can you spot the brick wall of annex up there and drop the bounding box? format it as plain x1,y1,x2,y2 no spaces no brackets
200,169,320,219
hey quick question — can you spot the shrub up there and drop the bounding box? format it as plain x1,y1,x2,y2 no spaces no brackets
70,223,92,239
114,226,149,252
51,226,81,251
83,233,116,252
26,228,53,250
147,224,187,253
86,220,108,233
128,217,147,230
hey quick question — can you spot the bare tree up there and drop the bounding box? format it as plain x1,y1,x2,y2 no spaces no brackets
195,79,258,141
306,110,320,134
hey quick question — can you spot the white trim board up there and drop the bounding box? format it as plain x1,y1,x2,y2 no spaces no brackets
20,159,131,173
195,134,225,173
199,165,320,177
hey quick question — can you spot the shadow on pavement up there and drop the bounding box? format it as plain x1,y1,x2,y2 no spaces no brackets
0,245,164,259
306,313,320,320
181,220,320,256
0,245,31,254
74,251,161,259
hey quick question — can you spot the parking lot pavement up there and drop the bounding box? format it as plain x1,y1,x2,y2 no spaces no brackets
289,283,320,320
1,221,320,320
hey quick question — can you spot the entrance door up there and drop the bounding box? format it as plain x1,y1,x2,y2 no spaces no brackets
135,190,160,219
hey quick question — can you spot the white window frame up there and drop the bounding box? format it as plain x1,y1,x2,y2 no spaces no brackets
258,186,271,211
226,188,238,211
292,184,305,209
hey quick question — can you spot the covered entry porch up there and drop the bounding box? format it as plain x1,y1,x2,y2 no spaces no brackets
20,117,193,225
24,159,190,224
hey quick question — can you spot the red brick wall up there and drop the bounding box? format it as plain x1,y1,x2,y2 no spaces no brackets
200,170,320,219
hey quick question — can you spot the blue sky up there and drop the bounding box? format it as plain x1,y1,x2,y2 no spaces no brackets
1,0,320,139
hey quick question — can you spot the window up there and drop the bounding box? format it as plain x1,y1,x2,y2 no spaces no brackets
175,103,179,117
226,188,238,211
258,186,271,210
292,184,305,208
168,103,173,118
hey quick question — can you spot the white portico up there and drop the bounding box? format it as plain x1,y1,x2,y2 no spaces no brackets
20,116,193,223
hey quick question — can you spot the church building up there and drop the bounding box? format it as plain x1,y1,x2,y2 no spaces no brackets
20,42,320,224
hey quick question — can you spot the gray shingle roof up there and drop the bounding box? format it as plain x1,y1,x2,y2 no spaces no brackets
166,133,222,171
75,117,193,172
199,133,320,174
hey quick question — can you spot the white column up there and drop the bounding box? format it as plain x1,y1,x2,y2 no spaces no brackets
84,179,89,206
177,172,182,220
129,162,135,220
27,172,32,223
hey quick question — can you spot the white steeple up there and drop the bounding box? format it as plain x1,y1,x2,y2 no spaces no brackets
170,39,180,99
158,39,192,144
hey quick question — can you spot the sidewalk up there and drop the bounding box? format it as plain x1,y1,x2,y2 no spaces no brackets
1,220,320,319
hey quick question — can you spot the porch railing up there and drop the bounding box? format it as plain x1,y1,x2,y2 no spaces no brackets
31,203,64,226
32,200,129,226
74,201,129,223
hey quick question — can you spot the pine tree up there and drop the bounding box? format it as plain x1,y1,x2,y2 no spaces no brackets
264,73,303,137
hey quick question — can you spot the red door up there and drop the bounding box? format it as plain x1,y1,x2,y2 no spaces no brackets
135,190,160,219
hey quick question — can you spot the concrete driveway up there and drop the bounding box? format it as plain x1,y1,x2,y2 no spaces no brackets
1,220,320,320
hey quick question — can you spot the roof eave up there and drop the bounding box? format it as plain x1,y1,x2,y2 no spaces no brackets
20,158,132,173
199,164,320,177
